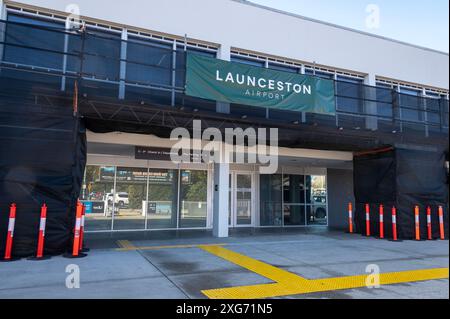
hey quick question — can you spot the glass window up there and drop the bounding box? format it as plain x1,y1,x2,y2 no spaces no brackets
260,174,282,226
305,69,334,79
4,14,65,70
283,175,306,226
79,29,121,81
179,170,208,228
268,63,299,73
306,176,328,225
284,205,305,226
336,78,363,114
126,38,172,87
399,88,423,124
147,169,179,229
79,166,114,231
283,175,305,204
236,174,252,226
113,167,147,230
231,56,265,67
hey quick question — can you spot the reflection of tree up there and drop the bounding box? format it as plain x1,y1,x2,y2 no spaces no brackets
83,167,208,205
84,166,113,199
148,185,174,201
128,185,145,209
312,176,326,190
85,166,100,183
183,171,207,201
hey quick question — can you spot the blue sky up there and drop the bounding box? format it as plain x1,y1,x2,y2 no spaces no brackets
250,0,449,53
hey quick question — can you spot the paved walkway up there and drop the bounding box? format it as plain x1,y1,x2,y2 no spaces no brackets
0,230,448,299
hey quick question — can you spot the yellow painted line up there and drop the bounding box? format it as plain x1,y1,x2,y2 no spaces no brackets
199,245,309,284
200,245,449,299
116,243,227,252
116,240,136,250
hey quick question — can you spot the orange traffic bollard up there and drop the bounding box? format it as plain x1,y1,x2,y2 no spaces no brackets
348,203,354,234
365,204,371,237
79,204,90,253
379,204,385,239
64,201,87,259
438,206,445,240
392,206,398,241
29,204,51,261
72,202,83,256
3,204,17,261
427,206,432,240
79,204,85,252
37,204,47,258
415,206,421,241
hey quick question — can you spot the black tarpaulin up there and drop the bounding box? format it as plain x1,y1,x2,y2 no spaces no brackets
354,147,448,240
0,106,86,258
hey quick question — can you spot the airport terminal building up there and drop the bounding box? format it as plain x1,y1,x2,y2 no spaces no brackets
0,0,448,255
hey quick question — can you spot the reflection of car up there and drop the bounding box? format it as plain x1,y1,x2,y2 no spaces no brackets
312,206,327,219
88,192,104,201
312,193,327,220
313,195,327,204
106,192,129,207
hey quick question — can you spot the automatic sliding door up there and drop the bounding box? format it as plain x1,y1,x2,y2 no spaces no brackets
283,175,306,226
260,174,282,226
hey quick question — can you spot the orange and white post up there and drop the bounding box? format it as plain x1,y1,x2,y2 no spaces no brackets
79,204,86,251
365,204,371,237
379,204,385,239
438,206,445,240
415,205,421,241
72,201,83,257
348,203,353,234
4,203,17,260
427,206,432,241
392,206,398,241
36,204,47,259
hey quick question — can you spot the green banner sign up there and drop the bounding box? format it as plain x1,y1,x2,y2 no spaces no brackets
185,53,336,115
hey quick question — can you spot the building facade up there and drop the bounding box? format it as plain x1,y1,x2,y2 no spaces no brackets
0,0,448,241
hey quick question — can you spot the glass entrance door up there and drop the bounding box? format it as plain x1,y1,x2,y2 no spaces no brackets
229,173,254,227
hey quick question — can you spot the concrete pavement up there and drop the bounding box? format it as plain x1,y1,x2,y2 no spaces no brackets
0,229,448,299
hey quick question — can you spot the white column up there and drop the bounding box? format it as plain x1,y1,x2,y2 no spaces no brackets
300,64,306,123
213,162,229,238
0,0,4,18
334,73,338,127
421,88,429,137
0,0,5,65
118,28,127,99
364,73,378,130
61,18,71,91
171,41,177,106
216,44,230,114
264,58,270,119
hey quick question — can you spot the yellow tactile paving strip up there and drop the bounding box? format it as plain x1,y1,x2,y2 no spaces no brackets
199,245,309,284
199,245,449,299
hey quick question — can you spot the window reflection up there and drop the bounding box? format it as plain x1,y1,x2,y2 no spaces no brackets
307,176,328,225
80,166,208,231
179,170,208,228
260,174,282,226
146,169,178,229
80,165,114,231
262,174,328,227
